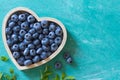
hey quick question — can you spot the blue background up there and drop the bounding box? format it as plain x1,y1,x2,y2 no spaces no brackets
0,0,120,80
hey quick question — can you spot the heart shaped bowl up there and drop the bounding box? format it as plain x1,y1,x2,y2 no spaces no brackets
2,7,67,70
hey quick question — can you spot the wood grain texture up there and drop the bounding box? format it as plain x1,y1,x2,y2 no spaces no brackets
0,0,120,80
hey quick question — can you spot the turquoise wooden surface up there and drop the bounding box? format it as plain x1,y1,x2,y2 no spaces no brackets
0,0,120,80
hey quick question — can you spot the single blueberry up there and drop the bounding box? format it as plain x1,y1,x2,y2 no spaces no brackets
51,43,58,52
28,44,35,49
12,44,19,51
42,29,49,35
41,38,49,45
8,22,15,28
17,56,25,66
19,42,26,50
32,56,40,63
36,44,42,49
30,23,34,28
24,60,32,66
11,14,18,22
63,53,70,59
6,27,12,35
24,33,32,40
32,33,39,39
47,51,52,57
23,39,31,45
33,39,40,46
27,15,35,23
21,22,29,30
11,34,18,42
17,21,22,26
49,23,56,31
29,28,36,34
7,39,13,47
13,52,20,59
48,31,55,39
41,20,48,28
66,57,72,64
18,14,26,21
13,26,20,32
18,36,23,42
23,48,29,56
40,52,47,59
39,34,44,40
19,29,26,37
30,49,36,56
54,61,62,69
54,37,62,45
36,48,43,54
33,22,41,30
42,45,50,51
55,27,63,36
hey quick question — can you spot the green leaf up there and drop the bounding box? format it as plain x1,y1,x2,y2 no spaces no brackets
0,72,3,80
44,65,52,73
64,76,75,80
9,68,14,74
4,74,11,80
61,72,67,80
54,74,60,80
10,74,16,80
0,56,8,62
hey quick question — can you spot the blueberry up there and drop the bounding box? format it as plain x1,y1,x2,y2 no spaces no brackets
23,39,31,45
18,14,26,21
7,39,13,46
29,28,36,34
28,44,35,49
66,57,72,64
23,48,29,56
8,22,15,28
42,29,49,34
25,56,32,60
6,27,12,35
32,33,39,39
36,48,43,54
19,29,26,37
21,22,29,30
54,61,62,69
51,43,58,52
41,20,48,28
33,22,41,30
24,33,32,40
39,34,44,40
48,32,55,39
17,56,25,66
47,51,52,57
19,42,26,50
12,44,19,51
55,27,63,36
24,12,29,17
63,53,70,59
13,52,20,59
30,49,36,56
11,14,18,22
49,23,56,31
32,56,40,63
13,26,20,32
40,52,47,59
41,38,49,45
49,39,54,45
54,37,62,45
18,36,23,42
27,15,35,23
42,45,50,51
33,39,40,46
12,33,18,40
24,60,32,66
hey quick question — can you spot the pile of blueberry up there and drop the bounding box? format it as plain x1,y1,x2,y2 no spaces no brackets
6,11,63,66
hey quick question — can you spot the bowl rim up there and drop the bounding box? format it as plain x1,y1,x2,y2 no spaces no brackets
2,7,67,70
